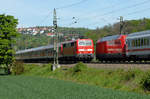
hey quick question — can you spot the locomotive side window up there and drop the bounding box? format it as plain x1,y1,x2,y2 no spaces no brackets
115,40,121,45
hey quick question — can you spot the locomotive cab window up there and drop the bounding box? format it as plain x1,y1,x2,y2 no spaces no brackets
78,40,92,46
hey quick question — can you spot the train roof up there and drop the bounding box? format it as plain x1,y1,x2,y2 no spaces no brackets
16,45,54,54
127,30,150,39
98,35,121,42
16,38,92,54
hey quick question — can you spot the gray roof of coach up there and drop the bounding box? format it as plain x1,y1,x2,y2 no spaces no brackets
127,30,150,37
16,45,54,54
99,35,120,42
16,39,87,54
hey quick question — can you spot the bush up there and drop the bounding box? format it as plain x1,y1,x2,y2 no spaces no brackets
123,70,135,81
72,62,87,73
12,61,24,75
140,71,150,91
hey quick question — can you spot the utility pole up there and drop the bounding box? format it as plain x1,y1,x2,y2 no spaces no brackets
52,8,60,71
119,16,124,35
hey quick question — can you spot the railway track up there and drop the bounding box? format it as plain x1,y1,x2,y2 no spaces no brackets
60,62,150,70
24,61,150,70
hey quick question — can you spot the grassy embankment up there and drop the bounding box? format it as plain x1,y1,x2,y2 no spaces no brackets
1,76,150,99
20,62,150,94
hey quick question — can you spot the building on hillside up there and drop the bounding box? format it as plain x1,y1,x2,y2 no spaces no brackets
46,33,55,37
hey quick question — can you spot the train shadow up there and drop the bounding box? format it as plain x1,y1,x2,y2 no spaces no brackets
91,61,150,65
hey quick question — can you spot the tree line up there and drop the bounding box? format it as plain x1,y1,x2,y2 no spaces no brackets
0,14,18,73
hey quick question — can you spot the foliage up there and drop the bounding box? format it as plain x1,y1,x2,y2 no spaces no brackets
23,63,52,76
71,62,87,73
14,34,52,51
140,71,150,91
12,61,24,75
0,14,18,68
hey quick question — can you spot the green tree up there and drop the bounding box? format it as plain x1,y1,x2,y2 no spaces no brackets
0,14,18,73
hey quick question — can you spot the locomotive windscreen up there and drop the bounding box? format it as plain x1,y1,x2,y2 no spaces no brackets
78,40,92,46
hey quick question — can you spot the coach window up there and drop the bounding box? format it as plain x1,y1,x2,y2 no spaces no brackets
144,38,146,46
135,39,137,47
147,38,149,45
141,38,144,46
128,40,130,47
137,39,140,46
63,44,66,48
132,40,135,47
71,42,74,46
144,38,149,46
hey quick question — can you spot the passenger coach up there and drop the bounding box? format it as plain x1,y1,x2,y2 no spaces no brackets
126,30,150,61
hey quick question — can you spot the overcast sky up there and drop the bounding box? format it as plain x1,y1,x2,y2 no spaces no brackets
0,0,150,29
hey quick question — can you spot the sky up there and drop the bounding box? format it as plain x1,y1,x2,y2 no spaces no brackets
0,0,150,29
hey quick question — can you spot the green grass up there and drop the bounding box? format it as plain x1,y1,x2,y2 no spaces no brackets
20,63,150,94
0,75,150,99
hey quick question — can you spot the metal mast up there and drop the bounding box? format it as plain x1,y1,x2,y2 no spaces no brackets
52,8,60,71
119,16,124,35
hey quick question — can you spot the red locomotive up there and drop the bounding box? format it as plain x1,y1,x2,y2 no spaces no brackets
96,35,127,62
60,39,94,61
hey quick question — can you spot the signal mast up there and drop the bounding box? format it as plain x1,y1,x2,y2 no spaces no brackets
52,8,60,71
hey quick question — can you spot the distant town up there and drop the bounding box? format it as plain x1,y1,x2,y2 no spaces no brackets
17,26,84,40
17,27,63,37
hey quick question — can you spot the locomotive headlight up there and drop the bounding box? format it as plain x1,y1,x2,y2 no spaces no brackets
87,49,93,51
79,49,93,51
79,49,84,51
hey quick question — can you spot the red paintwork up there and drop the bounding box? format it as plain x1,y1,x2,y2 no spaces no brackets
96,35,127,56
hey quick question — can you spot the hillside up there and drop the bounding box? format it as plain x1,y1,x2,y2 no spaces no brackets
85,18,150,43
15,27,89,51
14,18,150,51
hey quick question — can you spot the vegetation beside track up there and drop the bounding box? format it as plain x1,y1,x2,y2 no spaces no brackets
17,62,150,94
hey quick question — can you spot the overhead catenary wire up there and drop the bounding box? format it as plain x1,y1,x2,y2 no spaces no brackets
39,0,88,26
80,0,150,28
85,6,150,28
75,0,149,26
56,0,88,10
39,0,150,29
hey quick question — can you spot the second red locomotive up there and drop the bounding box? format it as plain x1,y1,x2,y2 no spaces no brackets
96,35,127,62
